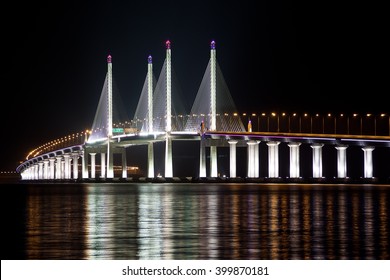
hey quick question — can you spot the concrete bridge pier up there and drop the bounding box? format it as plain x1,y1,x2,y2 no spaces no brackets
148,142,154,178
267,141,280,178
165,133,173,177
49,158,55,179
72,153,79,179
90,153,96,179
336,145,348,178
100,153,106,178
199,137,206,177
107,140,114,179
38,162,44,180
210,146,218,177
63,154,71,179
311,143,324,178
121,148,127,178
55,156,62,179
362,146,375,178
43,159,49,179
288,142,301,178
247,140,260,178
228,140,238,178
82,150,89,179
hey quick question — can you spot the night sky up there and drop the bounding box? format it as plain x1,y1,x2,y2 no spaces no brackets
1,1,386,171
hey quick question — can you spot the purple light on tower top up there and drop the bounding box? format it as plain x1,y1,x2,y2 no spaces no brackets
107,55,112,63
148,55,152,64
211,40,216,49
166,40,171,49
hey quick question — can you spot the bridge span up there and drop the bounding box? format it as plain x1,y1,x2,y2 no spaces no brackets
17,130,390,183
16,40,390,183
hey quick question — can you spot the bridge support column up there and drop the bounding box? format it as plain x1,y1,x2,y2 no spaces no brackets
107,141,114,178
199,137,206,177
228,140,238,178
25,166,30,180
336,145,348,178
49,158,55,180
55,156,62,180
30,165,34,180
311,143,324,178
38,162,43,180
210,146,218,177
90,153,96,179
24,167,29,180
362,146,375,178
20,169,25,180
61,159,65,179
148,142,154,178
72,153,79,179
255,141,260,177
21,168,26,180
33,164,38,180
82,150,89,179
288,142,301,178
165,133,173,177
63,154,70,179
247,140,260,178
28,165,32,180
43,159,49,180
27,167,32,180
26,164,30,180
121,148,127,179
267,141,280,178
101,153,106,178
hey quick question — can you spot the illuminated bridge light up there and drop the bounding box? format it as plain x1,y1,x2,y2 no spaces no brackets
211,40,216,49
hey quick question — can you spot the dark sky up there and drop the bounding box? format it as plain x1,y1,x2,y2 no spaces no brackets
1,0,387,171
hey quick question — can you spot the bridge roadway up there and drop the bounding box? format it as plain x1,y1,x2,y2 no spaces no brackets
17,130,390,182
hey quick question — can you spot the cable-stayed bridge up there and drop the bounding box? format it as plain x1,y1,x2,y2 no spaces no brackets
17,41,390,182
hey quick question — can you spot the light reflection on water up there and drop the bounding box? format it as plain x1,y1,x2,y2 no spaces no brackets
19,183,390,260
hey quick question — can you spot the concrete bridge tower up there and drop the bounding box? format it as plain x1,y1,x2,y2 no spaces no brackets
210,40,218,177
147,55,155,178
165,40,173,177
106,54,114,178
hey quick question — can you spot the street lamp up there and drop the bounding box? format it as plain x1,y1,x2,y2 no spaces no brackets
281,112,287,132
366,113,373,135
251,113,258,132
303,113,309,133
260,113,269,132
271,112,279,132
291,113,299,133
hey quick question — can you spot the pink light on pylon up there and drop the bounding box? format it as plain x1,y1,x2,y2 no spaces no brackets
211,40,216,49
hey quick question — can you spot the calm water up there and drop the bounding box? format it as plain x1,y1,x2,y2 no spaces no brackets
2,182,390,260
